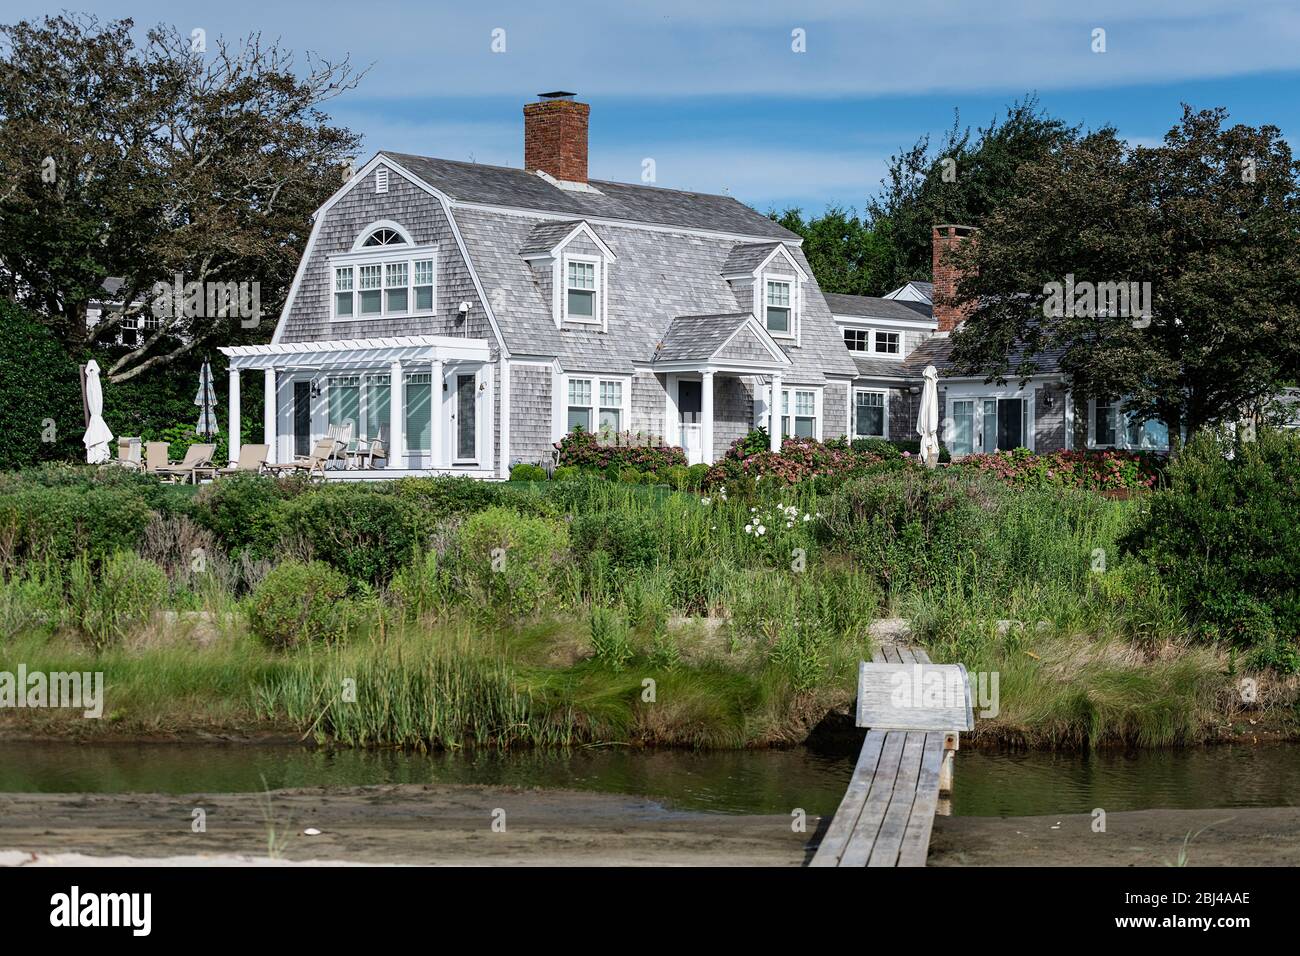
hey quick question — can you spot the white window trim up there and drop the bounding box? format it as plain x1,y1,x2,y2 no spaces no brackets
944,387,1036,456
561,253,605,328
1086,396,1171,452
871,329,903,358
330,245,437,322
562,373,630,436
843,327,870,352
764,274,798,341
852,388,889,439
350,219,414,251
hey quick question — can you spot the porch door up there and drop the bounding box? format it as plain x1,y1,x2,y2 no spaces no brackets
677,379,704,465
996,398,1024,451
293,381,312,458
453,372,477,463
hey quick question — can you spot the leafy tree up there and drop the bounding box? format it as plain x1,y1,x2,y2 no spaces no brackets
770,206,895,296
867,95,1082,290
0,13,364,382
0,299,83,468
946,107,1300,436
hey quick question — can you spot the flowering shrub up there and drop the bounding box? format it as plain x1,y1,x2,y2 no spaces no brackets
703,434,897,488
953,448,1164,491
555,427,687,473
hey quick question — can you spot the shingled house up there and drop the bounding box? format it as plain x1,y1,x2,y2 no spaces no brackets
221,92,860,476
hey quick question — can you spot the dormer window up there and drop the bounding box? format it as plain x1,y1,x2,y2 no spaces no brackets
564,256,600,324
844,328,869,351
874,331,900,355
766,280,792,335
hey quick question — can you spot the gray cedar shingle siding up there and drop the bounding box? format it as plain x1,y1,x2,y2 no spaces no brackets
1034,386,1066,452
508,362,554,465
888,388,920,442
631,370,666,440
715,325,777,364
713,376,755,460
280,166,494,345
824,382,849,439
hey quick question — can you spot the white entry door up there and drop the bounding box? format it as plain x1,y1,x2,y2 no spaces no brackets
442,364,483,466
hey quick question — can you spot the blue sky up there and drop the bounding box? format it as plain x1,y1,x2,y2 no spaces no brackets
10,1,1300,214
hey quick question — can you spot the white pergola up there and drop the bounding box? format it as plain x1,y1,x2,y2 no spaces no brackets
219,335,492,468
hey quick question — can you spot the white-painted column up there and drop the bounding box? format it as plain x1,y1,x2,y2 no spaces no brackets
666,373,680,447
770,373,782,451
497,356,510,478
227,368,241,466
263,368,277,464
701,370,715,464
430,359,444,469
389,361,403,470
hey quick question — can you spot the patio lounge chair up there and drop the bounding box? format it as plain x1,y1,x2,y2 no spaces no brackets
154,443,216,484
269,437,339,479
111,437,143,471
144,442,170,473
216,444,270,477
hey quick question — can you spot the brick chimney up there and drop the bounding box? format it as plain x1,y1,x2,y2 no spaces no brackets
524,91,589,184
932,224,976,333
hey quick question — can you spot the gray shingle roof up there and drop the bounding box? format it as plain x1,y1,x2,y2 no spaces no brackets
721,242,782,276
901,330,1067,377
381,152,797,240
655,313,751,362
519,220,585,257
825,292,933,323
851,354,913,380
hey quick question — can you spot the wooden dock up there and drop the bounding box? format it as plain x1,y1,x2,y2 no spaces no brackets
810,642,971,868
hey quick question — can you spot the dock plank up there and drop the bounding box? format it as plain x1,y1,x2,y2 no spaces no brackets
838,730,905,866
897,732,946,867
809,730,886,866
866,730,927,866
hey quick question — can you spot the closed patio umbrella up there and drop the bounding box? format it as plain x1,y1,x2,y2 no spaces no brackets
195,360,219,438
82,359,114,464
916,364,940,469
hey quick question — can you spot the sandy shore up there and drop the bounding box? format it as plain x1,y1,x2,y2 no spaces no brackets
2,784,1297,866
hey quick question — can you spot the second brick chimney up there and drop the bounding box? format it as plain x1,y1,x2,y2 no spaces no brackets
524,91,589,184
932,224,976,333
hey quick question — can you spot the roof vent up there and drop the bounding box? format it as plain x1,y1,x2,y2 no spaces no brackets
537,91,576,101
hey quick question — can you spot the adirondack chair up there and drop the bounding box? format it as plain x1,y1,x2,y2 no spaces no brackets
270,437,338,479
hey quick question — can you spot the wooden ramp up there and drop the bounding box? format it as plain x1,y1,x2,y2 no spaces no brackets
810,643,972,868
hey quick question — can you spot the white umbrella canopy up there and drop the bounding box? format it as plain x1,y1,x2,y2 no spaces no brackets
195,360,219,437
916,364,941,469
82,360,114,464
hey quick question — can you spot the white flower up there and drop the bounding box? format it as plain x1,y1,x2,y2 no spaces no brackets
786,521,794,528
750,507,758,512
756,525,766,535
701,497,711,506
802,513,812,522
744,524,753,534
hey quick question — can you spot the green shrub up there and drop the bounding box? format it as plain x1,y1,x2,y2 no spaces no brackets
589,605,634,671
276,486,425,585
686,463,710,489
393,475,502,515
190,474,287,556
248,559,350,648
67,551,168,649
0,483,155,567
457,506,568,615
1121,427,1300,658
509,463,548,482
617,467,644,484
555,427,687,472
571,510,660,574
552,466,580,482
0,301,84,469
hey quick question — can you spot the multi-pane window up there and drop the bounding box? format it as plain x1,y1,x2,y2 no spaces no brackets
362,227,402,247
766,280,791,334
328,376,361,448
567,377,625,434
779,389,817,438
1094,397,1117,447
364,374,390,443
333,255,435,319
599,380,623,432
874,331,901,354
414,260,434,312
404,372,432,452
334,267,354,317
566,260,597,320
950,400,975,456
844,328,869,351
358,265,382,316
855,391,886,438
384,262,408,314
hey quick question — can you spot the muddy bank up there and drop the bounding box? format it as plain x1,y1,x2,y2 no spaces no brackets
0,784,810,866
3,784,1298,866
929,807,1300,866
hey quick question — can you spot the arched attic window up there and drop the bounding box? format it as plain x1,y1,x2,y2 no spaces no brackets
362,227,406,247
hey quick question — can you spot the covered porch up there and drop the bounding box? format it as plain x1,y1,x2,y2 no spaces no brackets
653,312,793,464
219,335,497,479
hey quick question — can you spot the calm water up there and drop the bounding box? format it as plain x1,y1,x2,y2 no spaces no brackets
1,742,1297,816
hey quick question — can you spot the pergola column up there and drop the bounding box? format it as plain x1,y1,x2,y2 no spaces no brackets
770,373,783,451
389,360,403,469
263,367,277,464
227,367,241,466
701,370,715,464
430,358,444,468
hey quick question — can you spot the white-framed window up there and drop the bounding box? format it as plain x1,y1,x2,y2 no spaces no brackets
332,251,437,321
364,373,390,443
404,371,433,453
363,227,403,247
874,330,901,355
778,388,819,439
564,257,600,323
844,328,869,351
1088,396,1171,451
947,395,1030,456
854,389,887,438
766,279,792,336
566,376,627,434
328,375,361,449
